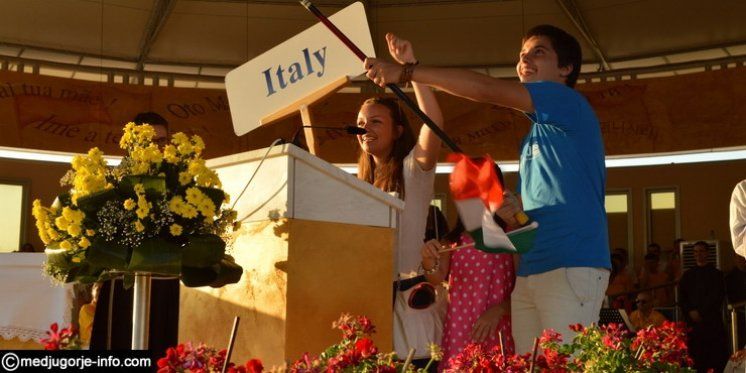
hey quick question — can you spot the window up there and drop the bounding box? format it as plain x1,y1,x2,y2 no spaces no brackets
606,190,632,259
645,188,680,248
0,181,29,252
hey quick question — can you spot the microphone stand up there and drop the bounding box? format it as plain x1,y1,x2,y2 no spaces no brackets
288,125,308,151
287,125,364,151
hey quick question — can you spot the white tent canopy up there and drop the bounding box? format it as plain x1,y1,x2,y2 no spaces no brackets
1,0,745,85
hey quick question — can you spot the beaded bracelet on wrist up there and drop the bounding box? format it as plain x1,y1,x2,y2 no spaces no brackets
399,60,419,85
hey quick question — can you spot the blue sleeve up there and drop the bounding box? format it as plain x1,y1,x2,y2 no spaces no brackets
524,81,581,132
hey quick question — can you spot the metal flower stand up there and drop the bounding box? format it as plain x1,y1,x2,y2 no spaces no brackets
132,272,152,350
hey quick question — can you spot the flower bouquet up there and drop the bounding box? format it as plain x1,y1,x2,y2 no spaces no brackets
445,321,695,372
157,342,264,373
289,314,441,372
31,123,242,288
41,323,82,351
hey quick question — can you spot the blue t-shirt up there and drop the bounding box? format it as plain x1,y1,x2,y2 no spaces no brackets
517,81,611,276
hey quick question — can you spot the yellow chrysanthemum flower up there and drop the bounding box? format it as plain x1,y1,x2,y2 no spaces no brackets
182,205,198,219
163,145,179,163
32,199,53,244
61,207,85,225
169,224,183,236
60,240,73,250
178,172,192,186
123,198,136,210
191,135,205,154
70,147,109,203
177,142,194,156
55,216,69,230
134,220,145,233
85,229,95,236
120,123,156,150
199,200,216,218
185,187,203,205
67,224,82,237
171,132,189,146
47,229,60,241
136,195,151,219
79,237,91,248
169,196,185,211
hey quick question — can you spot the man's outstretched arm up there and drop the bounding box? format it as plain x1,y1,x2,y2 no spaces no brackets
364,58,534,113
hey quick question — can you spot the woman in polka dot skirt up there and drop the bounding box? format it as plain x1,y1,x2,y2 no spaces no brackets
420,219,516,370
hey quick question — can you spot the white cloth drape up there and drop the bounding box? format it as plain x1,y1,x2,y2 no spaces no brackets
0,253,73,342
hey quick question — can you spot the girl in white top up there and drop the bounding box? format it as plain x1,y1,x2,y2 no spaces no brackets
358,33,446,369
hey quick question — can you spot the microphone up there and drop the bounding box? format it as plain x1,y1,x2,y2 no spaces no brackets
285,125,365,150
302,125,366,135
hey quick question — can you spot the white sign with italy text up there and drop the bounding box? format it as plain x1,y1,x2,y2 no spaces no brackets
225,2,374,136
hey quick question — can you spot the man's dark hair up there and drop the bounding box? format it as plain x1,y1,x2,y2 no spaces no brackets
133,112,168,128
647,242,661,250
524,25,582,87
694,241,710,250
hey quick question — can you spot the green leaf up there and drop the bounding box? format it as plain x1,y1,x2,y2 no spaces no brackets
75,189,119,215
120,175,166,197
127,237,182,275
160,163,183,190
45,248,72,271
180,255,243,288
208,257,243,288
69,263,103,284
87,239,131,271
180,265,218,287
57,192,73,207
181,234,225,267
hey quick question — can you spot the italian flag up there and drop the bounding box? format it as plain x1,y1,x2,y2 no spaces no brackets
448,154,538,254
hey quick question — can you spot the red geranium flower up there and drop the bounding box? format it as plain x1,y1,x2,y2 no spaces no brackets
354,338,378,358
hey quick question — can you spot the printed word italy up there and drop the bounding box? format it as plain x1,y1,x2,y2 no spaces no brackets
262,47,327,97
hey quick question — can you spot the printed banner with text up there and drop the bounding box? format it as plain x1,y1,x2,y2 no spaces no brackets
0,66,745,163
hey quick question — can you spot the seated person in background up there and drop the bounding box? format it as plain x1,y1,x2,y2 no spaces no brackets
613,247,639,287
637,243,667,276
668,238,685,281
606,253,635,311
639,253,671,306
629,291,667,331
79,283,100,346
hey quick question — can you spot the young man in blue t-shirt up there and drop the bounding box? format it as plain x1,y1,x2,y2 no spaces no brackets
366,25,611,353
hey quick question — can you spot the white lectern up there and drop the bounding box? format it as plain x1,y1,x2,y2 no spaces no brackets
179,144,403,367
